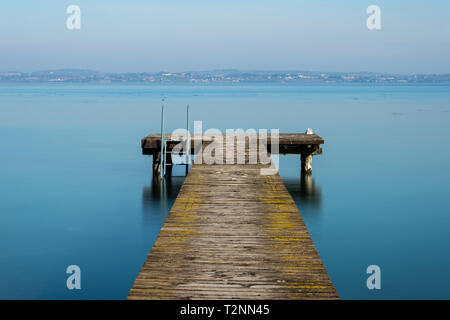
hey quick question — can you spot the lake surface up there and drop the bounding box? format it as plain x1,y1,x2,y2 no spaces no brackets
0,83,449,299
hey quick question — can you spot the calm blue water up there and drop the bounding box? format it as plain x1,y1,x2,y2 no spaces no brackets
1,83,449,299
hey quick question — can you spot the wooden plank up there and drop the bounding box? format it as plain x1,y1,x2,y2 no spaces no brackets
128,140,337,300
142,133,324,155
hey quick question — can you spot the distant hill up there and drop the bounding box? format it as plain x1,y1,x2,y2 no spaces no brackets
1,69,449,84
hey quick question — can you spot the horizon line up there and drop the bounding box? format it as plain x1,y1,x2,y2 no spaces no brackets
2,68,450,76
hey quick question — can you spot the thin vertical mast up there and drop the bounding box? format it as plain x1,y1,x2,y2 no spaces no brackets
160,100,165,178
186,104,190,175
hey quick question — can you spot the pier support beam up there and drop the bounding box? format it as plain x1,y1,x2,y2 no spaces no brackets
152,151,161,177
165,152,173,177
152,150,173,178
301,153,313,175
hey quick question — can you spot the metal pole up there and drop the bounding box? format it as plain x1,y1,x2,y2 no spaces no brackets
163,129,167,177
160,102,165,178
186,104,190,176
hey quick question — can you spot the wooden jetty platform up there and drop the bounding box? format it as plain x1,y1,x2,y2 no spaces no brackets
142,133,324,176
128,134,337,299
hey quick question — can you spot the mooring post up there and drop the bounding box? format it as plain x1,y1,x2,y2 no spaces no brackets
301,153,313,175
301,128,314,175
300,166,314,195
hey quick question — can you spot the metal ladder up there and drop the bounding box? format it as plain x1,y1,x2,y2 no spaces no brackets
159,103,191,178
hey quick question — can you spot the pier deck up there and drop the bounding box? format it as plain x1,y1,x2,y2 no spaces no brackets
142,133,324,176
141,133,324,156
128,135,337,299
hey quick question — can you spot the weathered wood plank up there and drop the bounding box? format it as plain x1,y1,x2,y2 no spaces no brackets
142,133,324,155
128,139,337,300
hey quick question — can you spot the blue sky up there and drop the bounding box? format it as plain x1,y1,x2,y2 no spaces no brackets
0,0,449,73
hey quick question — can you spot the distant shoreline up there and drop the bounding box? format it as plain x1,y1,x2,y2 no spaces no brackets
1,69,449,84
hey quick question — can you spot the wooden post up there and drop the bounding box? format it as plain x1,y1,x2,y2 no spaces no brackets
153,151,161,178
300,171,313,196
166,148,173,177
301,153,313,175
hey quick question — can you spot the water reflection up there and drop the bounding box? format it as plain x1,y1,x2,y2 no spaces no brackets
142,170,322,222
141,174,184,223
284,174,322,211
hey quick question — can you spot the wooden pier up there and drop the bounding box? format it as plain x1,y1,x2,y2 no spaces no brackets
128,134,337,299
142,133,324,176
